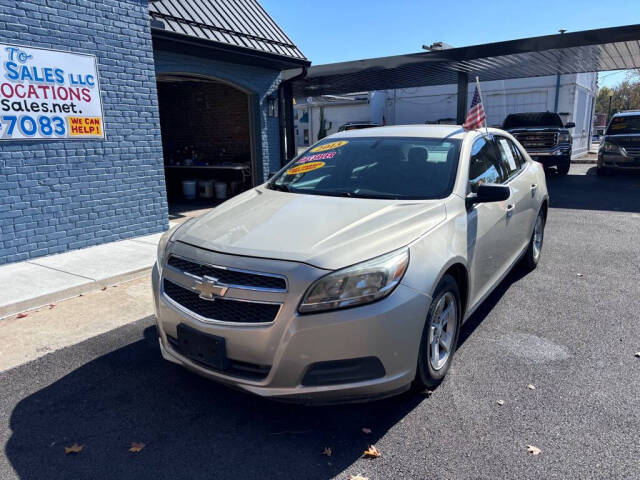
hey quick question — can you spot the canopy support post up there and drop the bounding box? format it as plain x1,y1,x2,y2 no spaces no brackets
456,72,469,125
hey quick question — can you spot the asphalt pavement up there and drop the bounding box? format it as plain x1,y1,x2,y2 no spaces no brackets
1,164,639,480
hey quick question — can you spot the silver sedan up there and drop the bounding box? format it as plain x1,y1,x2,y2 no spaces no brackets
152,125,549,403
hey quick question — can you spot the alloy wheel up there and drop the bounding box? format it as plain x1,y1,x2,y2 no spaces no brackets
532,213,544,262
428,292,457,371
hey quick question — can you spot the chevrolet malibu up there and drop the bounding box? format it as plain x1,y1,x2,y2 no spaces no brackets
152,125,549,403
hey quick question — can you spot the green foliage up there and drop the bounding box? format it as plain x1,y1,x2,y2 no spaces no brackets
596,79,640,117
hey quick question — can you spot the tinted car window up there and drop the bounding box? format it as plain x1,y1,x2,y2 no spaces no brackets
606,115,640,135
508,139,526,168
503,112,564,129
468,136,504,192
494,136,523,179
271,137,461,200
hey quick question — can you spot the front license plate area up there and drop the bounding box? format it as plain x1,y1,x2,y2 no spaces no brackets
176,323,229,371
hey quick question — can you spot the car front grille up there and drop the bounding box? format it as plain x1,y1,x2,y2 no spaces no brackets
167,255,287,291
514,132,558,149
622,146,640,156
163,279,281,324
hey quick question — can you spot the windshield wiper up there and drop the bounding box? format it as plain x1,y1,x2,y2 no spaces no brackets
269,183,290,192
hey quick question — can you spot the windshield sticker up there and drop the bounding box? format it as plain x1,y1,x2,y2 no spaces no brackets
310,140,348,152
297,151,337,164
286,161,325,175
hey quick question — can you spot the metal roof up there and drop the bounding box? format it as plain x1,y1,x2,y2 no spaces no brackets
292,24,640,97
149,0,307,64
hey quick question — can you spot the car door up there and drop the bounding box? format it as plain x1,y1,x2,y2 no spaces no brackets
466,135,511,306
493,135,537,262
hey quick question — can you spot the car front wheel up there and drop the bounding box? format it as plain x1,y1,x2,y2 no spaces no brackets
415,275,461,389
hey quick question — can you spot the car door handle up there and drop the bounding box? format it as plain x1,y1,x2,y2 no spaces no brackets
530,184,538,192
506,204,515,216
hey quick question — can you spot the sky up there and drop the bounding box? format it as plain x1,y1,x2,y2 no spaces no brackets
261,0,640,89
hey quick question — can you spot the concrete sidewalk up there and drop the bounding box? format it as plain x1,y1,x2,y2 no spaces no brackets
0,231,167,319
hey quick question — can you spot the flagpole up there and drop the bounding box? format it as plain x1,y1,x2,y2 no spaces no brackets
474,76,489,136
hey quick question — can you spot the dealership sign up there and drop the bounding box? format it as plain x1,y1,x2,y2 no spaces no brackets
0,44,104,140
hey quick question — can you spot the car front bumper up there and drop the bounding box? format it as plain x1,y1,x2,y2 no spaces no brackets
598,152,640,171
528,147,571,166
151,247,430,403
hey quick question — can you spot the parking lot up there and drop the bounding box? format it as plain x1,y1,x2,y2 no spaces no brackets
1,164,639,480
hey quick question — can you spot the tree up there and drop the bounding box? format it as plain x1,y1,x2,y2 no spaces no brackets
596,79,640,116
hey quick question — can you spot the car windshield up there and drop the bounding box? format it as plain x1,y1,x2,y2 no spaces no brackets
270,136,461,199
503,112,564,129
606,115,640,135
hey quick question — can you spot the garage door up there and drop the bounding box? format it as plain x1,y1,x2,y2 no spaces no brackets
484,90,548,127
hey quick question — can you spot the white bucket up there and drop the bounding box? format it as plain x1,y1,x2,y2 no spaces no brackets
182,180,197,200
214,181,227,200
198,180,214,198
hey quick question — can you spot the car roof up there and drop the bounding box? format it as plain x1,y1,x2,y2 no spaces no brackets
324,124,506,141
611,111,640,118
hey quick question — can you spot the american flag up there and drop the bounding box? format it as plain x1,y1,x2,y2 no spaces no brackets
463,83,486,130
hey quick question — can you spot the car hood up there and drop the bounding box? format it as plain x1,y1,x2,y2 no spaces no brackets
507,127,568,133
174,187,447,270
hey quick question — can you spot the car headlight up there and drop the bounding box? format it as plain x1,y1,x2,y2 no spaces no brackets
601,141,620,153
157,225,178,266
298,249,409,314
558,133,571,143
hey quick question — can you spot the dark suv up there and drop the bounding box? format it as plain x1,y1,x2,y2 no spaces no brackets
597,111,640,175
503,112,575,176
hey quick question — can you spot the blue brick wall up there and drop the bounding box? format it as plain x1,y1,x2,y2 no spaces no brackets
0,0,168,265
153,50,282,182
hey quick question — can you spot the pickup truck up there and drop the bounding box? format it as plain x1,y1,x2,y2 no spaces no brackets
503,112,575,176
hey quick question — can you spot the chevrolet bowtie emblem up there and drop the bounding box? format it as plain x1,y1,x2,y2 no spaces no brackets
193,276,228,301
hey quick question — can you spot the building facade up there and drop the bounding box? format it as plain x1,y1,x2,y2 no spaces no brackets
0,0,307,265
296,73,597,157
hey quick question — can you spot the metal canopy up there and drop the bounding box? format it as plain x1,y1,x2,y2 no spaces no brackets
292,24,640,97
149,0,308,67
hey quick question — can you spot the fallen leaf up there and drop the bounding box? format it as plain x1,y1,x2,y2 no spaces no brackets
421,389,434,397
527,384,536,390
64,443,83,454
361,427,372,434
576,273,583,277
363,445,381,458
497,399,505,406
49,303,56,309
635,352,640,358
101,286,108,291
322,446,332,457
349,475,369,480
16,312,28,319
129,442,145,453
527,445,542,456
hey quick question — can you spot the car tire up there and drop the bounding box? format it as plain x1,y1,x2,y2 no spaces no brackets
414,275,461,389
596,166,610,176
521,208,546,270
557,162,570,176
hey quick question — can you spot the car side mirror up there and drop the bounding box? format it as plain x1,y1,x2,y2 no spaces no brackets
466,183,510,209
565,122,575,128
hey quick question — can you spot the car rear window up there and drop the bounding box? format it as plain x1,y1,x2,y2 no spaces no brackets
606,115,640,135
270,136,461,200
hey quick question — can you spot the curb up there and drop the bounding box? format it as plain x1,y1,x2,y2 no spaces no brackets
0,266,153,320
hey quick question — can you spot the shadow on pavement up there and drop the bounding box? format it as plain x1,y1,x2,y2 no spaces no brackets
5,323,423,480
546,167,640,213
